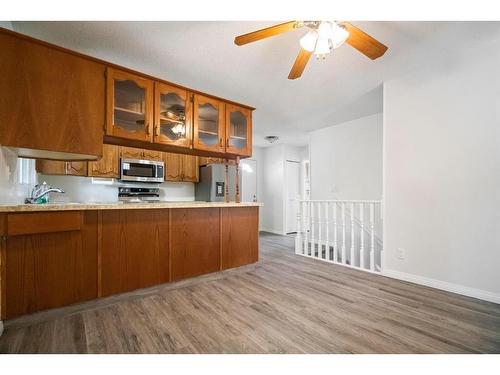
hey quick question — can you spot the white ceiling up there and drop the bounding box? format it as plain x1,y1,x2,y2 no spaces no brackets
11,21,500,147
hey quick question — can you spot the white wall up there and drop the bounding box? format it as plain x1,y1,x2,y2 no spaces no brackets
383,36,500,302
309,113,383,201
257,144,306,234
0,149,34,204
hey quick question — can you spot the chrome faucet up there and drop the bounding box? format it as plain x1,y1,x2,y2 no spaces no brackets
25,182,65,204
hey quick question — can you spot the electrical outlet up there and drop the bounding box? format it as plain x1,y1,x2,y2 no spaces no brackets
397,248,405,260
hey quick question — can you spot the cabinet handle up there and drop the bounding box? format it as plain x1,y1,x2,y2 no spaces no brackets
219,137,223,146
226,138,229,148
155,125,160,136
146,123,151,135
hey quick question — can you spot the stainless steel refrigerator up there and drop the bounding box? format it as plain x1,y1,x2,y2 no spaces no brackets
195,164,242,202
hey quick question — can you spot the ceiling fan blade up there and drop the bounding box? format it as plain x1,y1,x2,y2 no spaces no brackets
288,48,312,80
341,22,388,60
234,21,301,46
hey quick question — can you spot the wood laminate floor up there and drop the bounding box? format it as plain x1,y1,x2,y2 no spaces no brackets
1,232,500,354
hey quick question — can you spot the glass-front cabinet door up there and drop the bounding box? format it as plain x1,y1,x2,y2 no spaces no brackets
106,68,153,142
225,104,252,156
193,94,225,153
154,83,192,148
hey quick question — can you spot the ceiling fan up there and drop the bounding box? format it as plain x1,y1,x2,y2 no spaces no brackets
234,21,388,79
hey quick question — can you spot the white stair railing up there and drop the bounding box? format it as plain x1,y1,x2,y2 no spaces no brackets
295,200,383,273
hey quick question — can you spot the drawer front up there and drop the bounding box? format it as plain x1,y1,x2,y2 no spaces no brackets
7,211,82,236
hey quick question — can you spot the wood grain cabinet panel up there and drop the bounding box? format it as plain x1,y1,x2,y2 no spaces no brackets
0,30,105,159
4,211,98,319
154,83,193,148
100,209,169,297
106,68,154,142
36,160,87,176
142,149,163,161
221,207,259,270
170,208,220,281
119,146,143,160
225,104,252,157
193,94,226,153
88,144,120,178
181,155,199,182
164,152,182,181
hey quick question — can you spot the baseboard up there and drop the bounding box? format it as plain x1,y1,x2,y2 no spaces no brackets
382,269,500,304
259,228,286,236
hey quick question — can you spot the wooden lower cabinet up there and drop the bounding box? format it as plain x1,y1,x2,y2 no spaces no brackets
221,207,259,270
100,209,169,297
170,208,220,281
3,211,98,319
0,206,259,319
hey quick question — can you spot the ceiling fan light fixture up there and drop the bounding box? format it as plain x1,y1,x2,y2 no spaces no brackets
313,36,331,56
299,30,318,52
330,22,350,49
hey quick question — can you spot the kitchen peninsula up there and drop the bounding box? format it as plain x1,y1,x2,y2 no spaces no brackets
0,26,261,323
0,202,260,319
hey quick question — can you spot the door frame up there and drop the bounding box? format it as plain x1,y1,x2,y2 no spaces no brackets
284,159,301,234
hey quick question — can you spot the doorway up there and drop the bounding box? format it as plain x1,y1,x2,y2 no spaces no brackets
240,159,257,202
285,160,300,234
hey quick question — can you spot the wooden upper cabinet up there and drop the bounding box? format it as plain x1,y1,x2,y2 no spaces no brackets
154,83,192,148
36,160,87,176
163,153,198,182
88,144,120,178
182,155,199,182
0,29,105,159
142,149,163,161
66,162,88,176
120,146,143,160
164,152,182,181
193,94,225,153
225,104,252,157
106,68,154,142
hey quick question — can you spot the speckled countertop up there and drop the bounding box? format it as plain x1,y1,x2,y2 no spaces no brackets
0,201,263,212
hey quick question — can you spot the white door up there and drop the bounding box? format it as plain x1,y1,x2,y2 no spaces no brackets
286,160,300,233
240,159,257,202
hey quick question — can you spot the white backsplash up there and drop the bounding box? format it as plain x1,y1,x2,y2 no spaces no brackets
39,175,195,203
0,145,196,204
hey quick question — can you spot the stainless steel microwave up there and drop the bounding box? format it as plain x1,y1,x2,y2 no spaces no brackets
120,158,164,183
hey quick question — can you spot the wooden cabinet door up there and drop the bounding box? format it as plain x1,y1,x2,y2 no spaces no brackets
164,152,182,181
100,209,169,297
193,94,225,153
0,30,105,159
88,144,120,178
120,146,143,160
225,104,252,157
221,207,259,270
66,161,88,176
36,160,67,175
4,211,98,319
154,83,192,148
170,208,220,281
36,160,87,176
181,155,199,182
106,68,154,142
142,149,163,161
